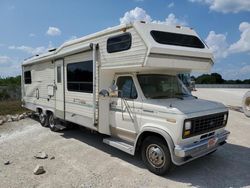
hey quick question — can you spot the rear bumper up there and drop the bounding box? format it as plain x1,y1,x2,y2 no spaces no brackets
174,130,230,158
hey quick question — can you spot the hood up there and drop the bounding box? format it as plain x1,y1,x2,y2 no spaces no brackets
146,98,227,115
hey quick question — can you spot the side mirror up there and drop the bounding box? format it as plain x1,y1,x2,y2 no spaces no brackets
109,84,118,97
99,89,109,97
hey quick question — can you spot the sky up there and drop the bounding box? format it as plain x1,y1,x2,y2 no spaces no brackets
0,0,250,80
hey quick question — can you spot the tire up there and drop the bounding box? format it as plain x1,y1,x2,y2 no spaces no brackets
39,113,48,127
242,91,250,117
141,136,173,176
48,113,60,132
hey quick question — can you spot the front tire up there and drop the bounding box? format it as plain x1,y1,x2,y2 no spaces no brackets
242,91,250,117
48,113,59,132
141,136,173,176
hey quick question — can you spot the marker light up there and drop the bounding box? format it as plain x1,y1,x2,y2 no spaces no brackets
224,114,227,121
184,130,191,136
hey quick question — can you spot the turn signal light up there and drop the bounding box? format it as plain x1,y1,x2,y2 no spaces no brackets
184,130,190,136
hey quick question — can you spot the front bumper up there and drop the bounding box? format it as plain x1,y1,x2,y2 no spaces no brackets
174,130,230,158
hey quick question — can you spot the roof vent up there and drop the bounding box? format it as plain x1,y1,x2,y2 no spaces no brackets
48,48,57,52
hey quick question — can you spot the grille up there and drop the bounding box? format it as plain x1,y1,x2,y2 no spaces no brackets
183,112,227,138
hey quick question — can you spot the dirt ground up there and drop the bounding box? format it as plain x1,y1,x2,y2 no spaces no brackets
0,89,250,188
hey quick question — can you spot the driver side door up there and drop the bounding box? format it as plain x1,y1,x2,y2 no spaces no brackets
109,75,141,143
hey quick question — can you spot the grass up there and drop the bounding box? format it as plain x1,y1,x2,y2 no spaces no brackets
0,100,29,116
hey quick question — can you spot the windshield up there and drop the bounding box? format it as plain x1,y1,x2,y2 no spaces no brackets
137,74,192,99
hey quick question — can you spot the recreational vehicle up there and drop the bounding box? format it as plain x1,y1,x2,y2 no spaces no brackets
22,21,230,175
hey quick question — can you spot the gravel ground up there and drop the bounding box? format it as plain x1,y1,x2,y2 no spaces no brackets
0,89,250,188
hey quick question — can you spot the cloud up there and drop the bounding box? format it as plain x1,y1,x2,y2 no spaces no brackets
153,13,188,26
205,31,229,59
221,63,250,80
188,0,250,13
8,42,54,55
0,56,12,67
120,7,152,24
120,7,187,26
168,2,175,8
65,35,78,42
46,26,61,36
9,45,46,55
29,33,36,37
0,56,21,77
205,21,250,59
228,22,250,53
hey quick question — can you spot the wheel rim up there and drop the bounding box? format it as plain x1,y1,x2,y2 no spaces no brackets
39,114,45,124
49,115,55,128
146,144,166,168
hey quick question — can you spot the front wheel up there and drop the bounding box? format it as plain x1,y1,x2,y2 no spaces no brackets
48,113,59,132
141,136,173,176
242,91,250,117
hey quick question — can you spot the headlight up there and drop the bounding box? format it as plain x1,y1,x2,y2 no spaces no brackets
183,121,192,137
184,121,192,130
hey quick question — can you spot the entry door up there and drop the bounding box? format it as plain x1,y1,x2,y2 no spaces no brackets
109,76,141,143
55,59,64,119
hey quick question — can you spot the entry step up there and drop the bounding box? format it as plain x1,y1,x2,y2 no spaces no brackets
103,137,134,155
55,124,66,131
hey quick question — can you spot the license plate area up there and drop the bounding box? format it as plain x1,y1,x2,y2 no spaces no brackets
207,137,218,148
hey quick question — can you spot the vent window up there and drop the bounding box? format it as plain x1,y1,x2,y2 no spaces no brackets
107,33,132,53
151,30,205,49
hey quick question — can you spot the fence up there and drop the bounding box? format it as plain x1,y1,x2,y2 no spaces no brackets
195,84,250,88
0,86,21,101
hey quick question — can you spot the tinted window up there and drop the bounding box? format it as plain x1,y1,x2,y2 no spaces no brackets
57,66,61,83
24,71,32,84
67,61,93,93
107,33,132,53
151,30,205,49
116,76,137,99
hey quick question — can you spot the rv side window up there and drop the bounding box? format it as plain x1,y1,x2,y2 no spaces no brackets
57,66,61,83
24,71,32,84
67,61,93,93
107,33,132,53
150,30,205,49
116,76,137,99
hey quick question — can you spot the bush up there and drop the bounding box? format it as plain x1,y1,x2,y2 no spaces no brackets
0,89,10,101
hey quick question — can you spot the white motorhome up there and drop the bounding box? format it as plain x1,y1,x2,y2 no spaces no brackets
22,21,230,175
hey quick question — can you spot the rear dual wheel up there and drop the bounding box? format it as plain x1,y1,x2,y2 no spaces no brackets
48,113,60,132
39,113,48,127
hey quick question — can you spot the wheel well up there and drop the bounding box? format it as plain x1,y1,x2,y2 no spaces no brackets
45,110,53,116
135,131,168,154
36,108,43,114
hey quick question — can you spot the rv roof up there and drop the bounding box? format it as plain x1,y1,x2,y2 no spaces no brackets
22,21,204,66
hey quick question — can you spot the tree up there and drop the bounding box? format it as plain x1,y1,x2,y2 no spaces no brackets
0,75,21,86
